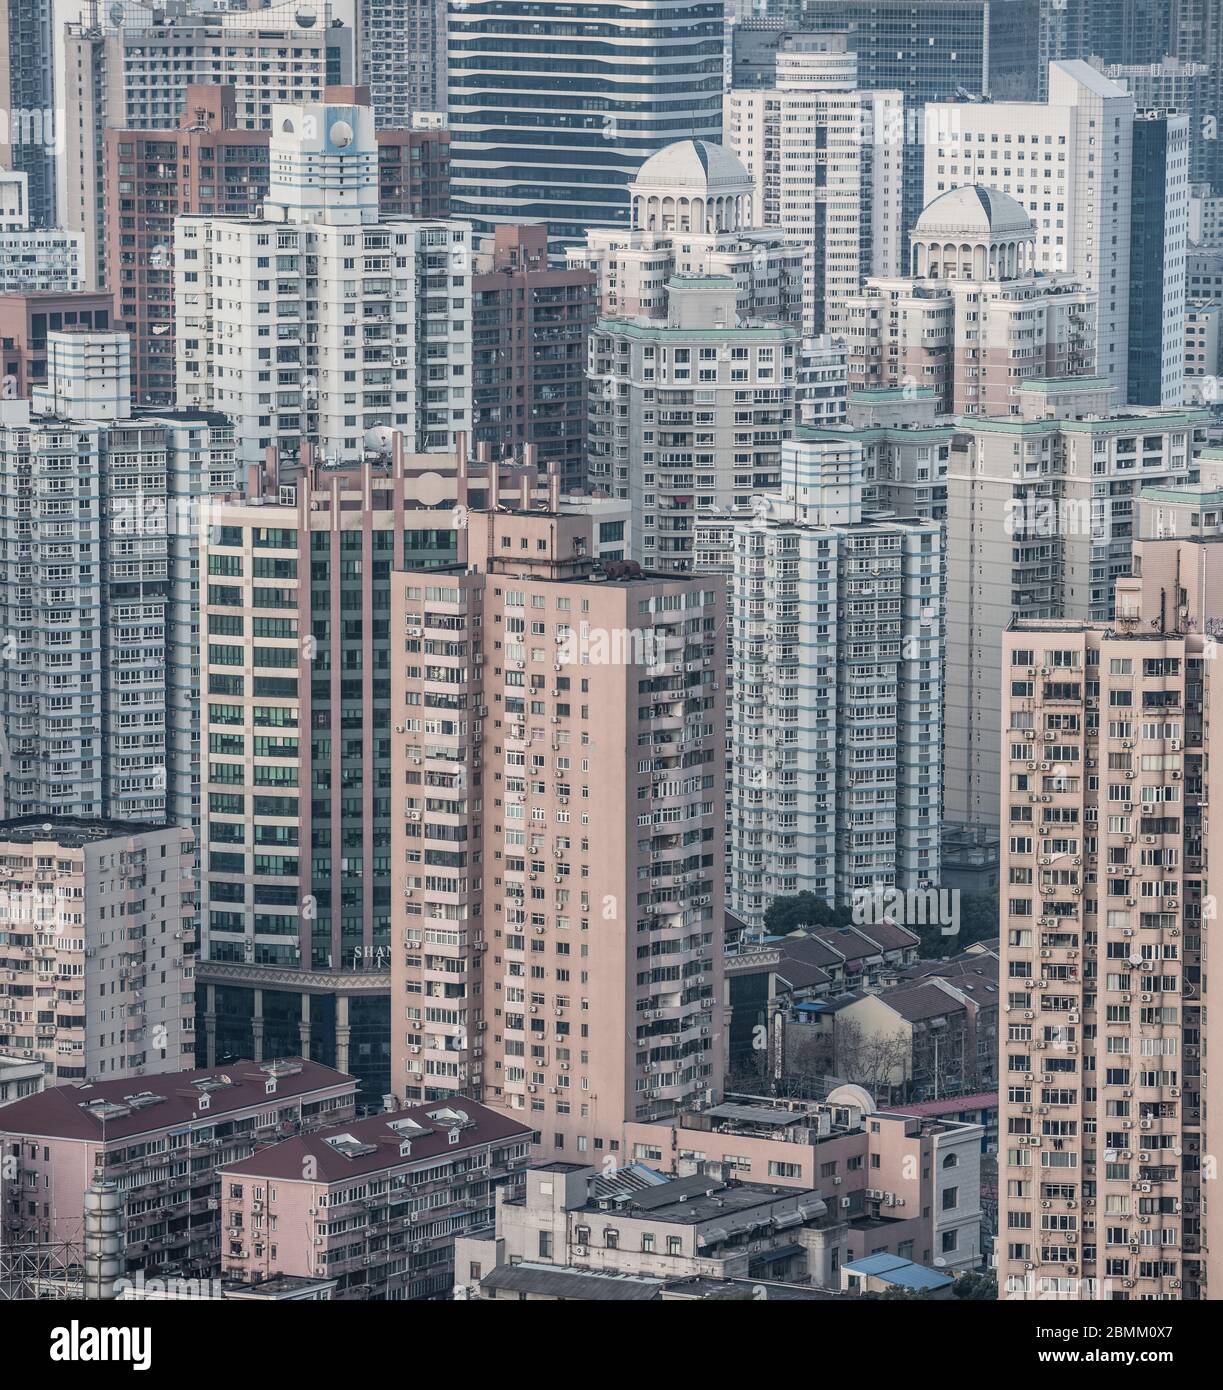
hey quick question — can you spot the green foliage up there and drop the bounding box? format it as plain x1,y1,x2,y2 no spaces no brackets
952,1271,998,1301
763,892,854,936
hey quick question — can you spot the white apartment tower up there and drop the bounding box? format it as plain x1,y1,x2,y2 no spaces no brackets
175,91,472,470
714,433,943,926
588,275,799,574
925,61,1136,403
725,35,904,336
944,378,1209,830
0,354,237,829
61,0,354,291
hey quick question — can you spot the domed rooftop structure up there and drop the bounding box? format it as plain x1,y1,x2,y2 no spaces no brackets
630,140,754,235
912,185,1037,281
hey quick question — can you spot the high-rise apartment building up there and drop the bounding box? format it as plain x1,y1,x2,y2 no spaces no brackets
944,377,1209,830
196,436,594,1101
175,91,472,470
0,817,196,1084
389,505,726,1155
107,85,270,409
472,225,597,493
1101,58,1213,186
1127,111,1190,407
925,61,1137,403
709,433,943,925
725,36,903,333
0,0,56,227
360,0,447,124
107,88,451,410
589,276,799,573
569,140,804,328
447,0,724,244
0,290,114,399
0,172,81,294
375,121,451,221
846,187,1097,417
0,382,237,828
62,0,354,290
998,517,1223,1300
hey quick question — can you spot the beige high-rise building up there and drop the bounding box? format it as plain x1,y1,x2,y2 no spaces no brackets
945,378,1209,830
998,508,1223,1301
845,185,1096,417
390,505,726,1160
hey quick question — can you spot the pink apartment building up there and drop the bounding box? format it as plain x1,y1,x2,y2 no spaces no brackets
390,505,727,1158
218,1098,533,1299
999,521,1223,1300
0,1058,356,1278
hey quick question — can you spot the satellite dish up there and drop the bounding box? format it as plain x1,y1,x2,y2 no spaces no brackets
109,2,125,28
329,120,354,149
364,425,393,453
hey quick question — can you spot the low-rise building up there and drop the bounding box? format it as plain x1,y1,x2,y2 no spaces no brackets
624,1089,983,1275
454,1160,846,1296
0,1058,356,1277
218,1100,534,1300
0,1053,43,1107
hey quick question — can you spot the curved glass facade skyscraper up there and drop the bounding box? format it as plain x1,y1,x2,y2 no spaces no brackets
448,0,725,244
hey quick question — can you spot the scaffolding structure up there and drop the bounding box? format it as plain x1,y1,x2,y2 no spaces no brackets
0,1236,85,1300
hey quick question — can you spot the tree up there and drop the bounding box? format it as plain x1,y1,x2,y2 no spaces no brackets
953,1271,997,1301
832,1018,910,1100
763,892,853,936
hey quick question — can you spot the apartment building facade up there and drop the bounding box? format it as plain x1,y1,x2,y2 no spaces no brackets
0,818,196,1084
62,0,354,291
175,92,472,470
712,432,943,925
568,139,805,329
472,225,597,493
845,185,1097,418
924,61,1137,402
0,392,237,827
999,599,1211,1299
0,1058,357,1276
389,506,727,1156
589,277,799,574
725,36,904,335
218,1099,532,1299
944,378,1208,829
625,1091,984,1273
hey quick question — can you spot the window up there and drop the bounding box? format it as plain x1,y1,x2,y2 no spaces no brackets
941,1229,958,1253
538,1230,552,1259
942,1152,959,1170
942,1186,958,1211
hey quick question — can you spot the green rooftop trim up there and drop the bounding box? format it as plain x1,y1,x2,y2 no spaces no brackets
1019,376,1113,391
595,316,800,340
850,387,938,400
1140,485,1223,504
958,409,1210,433
669,274,737,287
795,424,954,443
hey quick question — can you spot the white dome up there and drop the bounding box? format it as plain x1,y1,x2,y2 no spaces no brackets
630,141,754,236
914,185,1033,239
632,140,753,198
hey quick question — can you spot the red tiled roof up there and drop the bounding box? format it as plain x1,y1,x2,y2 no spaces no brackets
881,1092,999,1118
0,1059,355,1143
218,1100,535,1183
